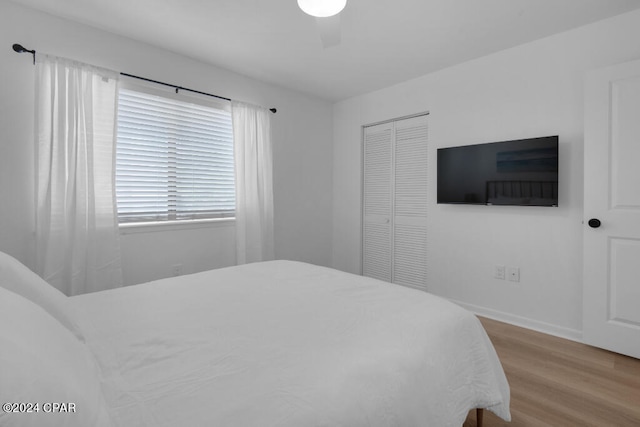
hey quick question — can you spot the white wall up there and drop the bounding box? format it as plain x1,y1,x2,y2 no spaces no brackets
332,9,640,338
0,0,333,285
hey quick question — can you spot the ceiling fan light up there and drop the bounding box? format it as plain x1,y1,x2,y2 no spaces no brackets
297,0,347,18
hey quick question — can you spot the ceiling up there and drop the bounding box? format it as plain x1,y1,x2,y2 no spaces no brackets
10,0,640,102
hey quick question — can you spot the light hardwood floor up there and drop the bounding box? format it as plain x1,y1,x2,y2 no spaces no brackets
463,317,640,427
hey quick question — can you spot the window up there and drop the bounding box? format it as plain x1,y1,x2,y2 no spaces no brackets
115,85,235,224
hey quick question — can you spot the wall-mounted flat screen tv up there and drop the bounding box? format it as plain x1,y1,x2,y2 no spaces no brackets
437,136,558,206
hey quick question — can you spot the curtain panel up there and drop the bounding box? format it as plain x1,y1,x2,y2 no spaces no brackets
231,101,275,264
35,55,123,295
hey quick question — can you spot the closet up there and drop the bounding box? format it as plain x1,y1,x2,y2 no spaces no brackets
362,114,429,290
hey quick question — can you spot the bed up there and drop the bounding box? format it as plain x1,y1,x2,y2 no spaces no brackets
0,251,510,427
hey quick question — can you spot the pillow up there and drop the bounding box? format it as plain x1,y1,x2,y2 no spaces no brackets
0,287,113,427
0,251,84,340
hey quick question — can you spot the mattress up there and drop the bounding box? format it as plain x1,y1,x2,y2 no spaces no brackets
71,260,511,426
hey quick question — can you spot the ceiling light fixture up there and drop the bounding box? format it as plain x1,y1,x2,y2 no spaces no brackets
297,0,347,18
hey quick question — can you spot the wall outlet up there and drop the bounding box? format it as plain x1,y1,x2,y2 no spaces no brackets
171,264,183,276
508,267,520,282
494,265,506,280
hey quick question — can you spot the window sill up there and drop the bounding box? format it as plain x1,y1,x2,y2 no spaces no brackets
119,217,235,235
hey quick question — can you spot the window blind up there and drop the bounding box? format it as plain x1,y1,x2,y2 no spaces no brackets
116,88,235,223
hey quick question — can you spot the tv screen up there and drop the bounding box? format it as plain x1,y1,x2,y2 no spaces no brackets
437,136,558,206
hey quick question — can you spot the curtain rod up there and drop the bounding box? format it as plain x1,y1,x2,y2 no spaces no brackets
12,43,277,114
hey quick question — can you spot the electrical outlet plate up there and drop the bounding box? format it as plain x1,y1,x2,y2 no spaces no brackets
494,265,506,280
508,267,520,282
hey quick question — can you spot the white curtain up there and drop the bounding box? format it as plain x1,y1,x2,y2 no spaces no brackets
231,101,275,264
35,55,123,296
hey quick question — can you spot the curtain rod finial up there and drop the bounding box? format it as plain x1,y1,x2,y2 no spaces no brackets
12,43,36,64
270,108,277,114
12,43,33,54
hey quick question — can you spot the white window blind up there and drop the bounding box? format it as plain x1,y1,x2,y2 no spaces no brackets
116,88,235,223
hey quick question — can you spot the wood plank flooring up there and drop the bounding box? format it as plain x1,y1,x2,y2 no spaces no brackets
463,317,640,427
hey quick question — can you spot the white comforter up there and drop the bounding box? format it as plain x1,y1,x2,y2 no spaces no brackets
72,261,510,427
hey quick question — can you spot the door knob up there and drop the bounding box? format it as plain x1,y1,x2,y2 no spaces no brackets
588,218,601,228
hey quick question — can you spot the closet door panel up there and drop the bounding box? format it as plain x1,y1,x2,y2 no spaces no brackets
362,123,393,281
393,115,428,290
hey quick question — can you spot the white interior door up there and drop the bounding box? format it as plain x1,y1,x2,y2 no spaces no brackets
583,59,640,359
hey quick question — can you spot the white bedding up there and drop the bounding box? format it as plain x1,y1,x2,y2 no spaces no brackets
71,260,510,427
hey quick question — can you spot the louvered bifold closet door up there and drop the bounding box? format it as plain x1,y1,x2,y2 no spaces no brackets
393,115,428,290
362,123,393,282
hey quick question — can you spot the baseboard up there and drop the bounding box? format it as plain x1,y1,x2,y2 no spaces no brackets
450,299,583,343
